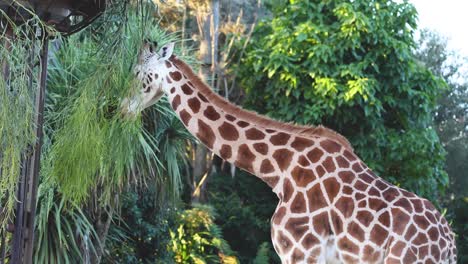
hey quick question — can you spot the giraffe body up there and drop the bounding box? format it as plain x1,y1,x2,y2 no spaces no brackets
122,42,457,263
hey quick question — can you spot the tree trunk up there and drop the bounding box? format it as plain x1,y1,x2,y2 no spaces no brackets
191,0,219,203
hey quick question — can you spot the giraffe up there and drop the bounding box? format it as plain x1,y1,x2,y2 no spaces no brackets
121,41,457,264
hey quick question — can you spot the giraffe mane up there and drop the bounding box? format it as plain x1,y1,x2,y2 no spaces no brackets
169,56,354,152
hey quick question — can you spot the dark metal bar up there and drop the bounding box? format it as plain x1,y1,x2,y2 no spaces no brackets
10,156,28,263
23,34,48,264
0,25,13,264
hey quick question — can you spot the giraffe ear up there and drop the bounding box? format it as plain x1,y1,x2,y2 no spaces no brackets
157,42,175,60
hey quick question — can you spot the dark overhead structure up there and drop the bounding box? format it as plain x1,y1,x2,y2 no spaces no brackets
0,1,107,263
0,0,106,35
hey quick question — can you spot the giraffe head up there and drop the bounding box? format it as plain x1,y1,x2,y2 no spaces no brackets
121,40,175,116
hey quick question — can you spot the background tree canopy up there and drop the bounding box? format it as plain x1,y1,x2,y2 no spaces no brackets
238,0,448,199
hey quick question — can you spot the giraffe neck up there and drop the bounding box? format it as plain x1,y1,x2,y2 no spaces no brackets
161,57,286,189
159,56,354,194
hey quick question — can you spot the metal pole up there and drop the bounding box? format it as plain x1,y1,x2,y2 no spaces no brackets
23,34,48,264
0,24,13,264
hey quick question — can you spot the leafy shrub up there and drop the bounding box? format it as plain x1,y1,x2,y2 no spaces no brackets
103,190,177,263
207,171,280,263
169,204,238,264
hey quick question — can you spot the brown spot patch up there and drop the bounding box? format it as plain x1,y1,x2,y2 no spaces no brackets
343,150,356,161
245,127,265,140
338,236,359,253
404,224,418,241
291,137,313,151
181,83,193,95
196,119,215,148
237,120,249,128
375,179,388,190
273,206,286,225
355,192,365,200
272,149,294,171
427,226,439,241
335,156,350,168
291,248,305,262
330,210,343,233
312,211,330,235
335,196,354,218
302,233,320,248
322,157,336,173
413,232,428,246
391,208,411,235
179,109,191,126
260,159,274,174
277,231,293,254
263,176,279,188
283,179,294,203
315,165,326,177
378,211,391,227
369,187,380,197
203,106,220,121
266,129,276,133
343,186,354,195
370,224,388,246
360,172,375,183
198,92,208,102
354,180,368,192
306,148,324,163
425,211,438,224
323,178,341,203
298,155,310,167
356,210,374,227
187,97,201,113
382,188,400,202
169,71,182,81
220,145,232,159
352,162,365,172
431,245,441,261
218,122,239,141
414,214,430,230
394,198,412,210
291,166,315,187
235,144,255,172
338,171,355,183
171,95,181,110
170,87,175,93
320,139,342,153
307,184,328,211
225,114,236,121
270,132,291,145
165,61,172,68
369,198,387,212
348,221,365,242
166,76,172,84
412,199,424,213
403,249,417,263
290,192,307,213
363,245,381,263
253,143,268,155
390,241,406,256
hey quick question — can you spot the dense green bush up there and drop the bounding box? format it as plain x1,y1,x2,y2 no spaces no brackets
103,190,177,263
207,171,279,263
